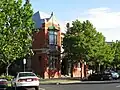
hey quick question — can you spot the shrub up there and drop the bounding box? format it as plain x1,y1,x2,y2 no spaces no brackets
5,75,14,81
0,75,14,81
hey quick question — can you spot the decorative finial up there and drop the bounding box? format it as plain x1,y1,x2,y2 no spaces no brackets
26,0,30,4
51,12,53,16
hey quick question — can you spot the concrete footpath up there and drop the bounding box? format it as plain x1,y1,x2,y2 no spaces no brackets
40,78,120,85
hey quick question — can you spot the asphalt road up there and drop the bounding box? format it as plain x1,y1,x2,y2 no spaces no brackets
39,83,120,90
2,83,120,90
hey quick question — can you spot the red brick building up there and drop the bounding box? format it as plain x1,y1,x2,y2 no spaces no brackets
32,11,61,79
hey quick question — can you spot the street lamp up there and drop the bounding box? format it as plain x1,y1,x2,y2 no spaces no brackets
23,58,26,72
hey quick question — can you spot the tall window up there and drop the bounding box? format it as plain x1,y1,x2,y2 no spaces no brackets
49,31,57,45
48,56,57,69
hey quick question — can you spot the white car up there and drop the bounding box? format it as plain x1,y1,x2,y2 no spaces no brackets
0,78,8,89
11,72,40,90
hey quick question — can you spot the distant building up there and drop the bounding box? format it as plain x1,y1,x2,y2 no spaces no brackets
106,42,113,45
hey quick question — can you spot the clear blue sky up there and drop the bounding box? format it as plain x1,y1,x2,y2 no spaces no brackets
29,0,120,21
26,0,120,41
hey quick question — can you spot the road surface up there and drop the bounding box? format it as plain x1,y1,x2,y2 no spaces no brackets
3,83,120,90
40,83,120,90
4,87,44,90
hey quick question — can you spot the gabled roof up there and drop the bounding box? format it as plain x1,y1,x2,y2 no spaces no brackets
47,12,59,26
33,11,60,28
32,11,65,32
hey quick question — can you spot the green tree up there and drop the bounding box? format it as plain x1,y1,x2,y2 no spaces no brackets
0,0,35,75
63,20,101,76
63,20,114,75
102,43,115,68
88,38,115,72
82,22,114,72
111,40,120,68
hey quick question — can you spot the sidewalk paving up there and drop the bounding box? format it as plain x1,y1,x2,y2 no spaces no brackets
40,79,81,84
40,78,120,85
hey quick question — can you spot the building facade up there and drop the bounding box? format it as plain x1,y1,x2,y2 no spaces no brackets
32,11,61,79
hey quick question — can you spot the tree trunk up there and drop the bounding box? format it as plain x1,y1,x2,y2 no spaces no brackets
80,62,83,78
98,63,100,73
95,62,100,73
6,63,11,76
95,63,97,73
70,63,74,77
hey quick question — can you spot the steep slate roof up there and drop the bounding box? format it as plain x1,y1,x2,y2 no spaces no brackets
32,11,60,29
32,11,49,28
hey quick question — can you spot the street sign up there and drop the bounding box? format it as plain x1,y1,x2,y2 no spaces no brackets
23,58,26,64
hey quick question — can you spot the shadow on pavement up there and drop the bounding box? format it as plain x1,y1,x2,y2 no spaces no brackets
5,87,28,90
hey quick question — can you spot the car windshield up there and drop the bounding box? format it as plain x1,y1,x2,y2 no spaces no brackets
18,72,36,77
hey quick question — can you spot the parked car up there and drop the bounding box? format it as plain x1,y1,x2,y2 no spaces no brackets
11,72,40,90
0,78,8,89
88,73,112,81
104,70,119,79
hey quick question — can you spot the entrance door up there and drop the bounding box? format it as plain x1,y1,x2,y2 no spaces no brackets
39,56,44,78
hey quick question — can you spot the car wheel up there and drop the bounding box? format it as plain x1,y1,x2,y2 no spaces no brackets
101,77,103,81
35,86,39,90
109,77,112,80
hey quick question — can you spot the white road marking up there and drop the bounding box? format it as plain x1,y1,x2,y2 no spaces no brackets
116,85,120,87
39,88,46,90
